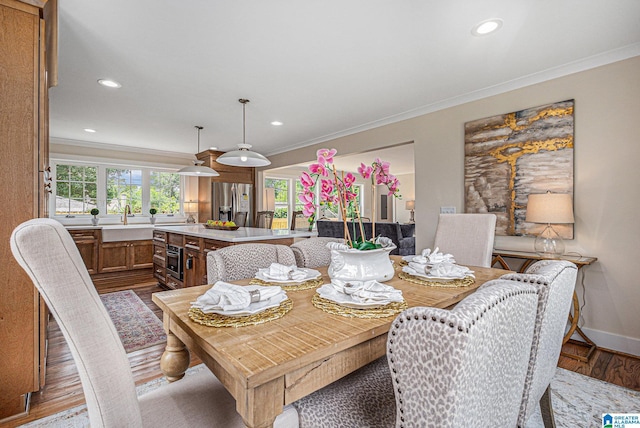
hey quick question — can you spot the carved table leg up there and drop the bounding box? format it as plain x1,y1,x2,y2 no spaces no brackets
160,332,190,382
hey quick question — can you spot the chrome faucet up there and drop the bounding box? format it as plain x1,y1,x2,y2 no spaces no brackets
123,204,131,225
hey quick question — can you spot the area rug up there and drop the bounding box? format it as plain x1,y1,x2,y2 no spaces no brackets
18,366,640,427
99,290,166,353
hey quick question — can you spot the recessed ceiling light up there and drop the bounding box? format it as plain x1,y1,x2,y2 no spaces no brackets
471,18,503,36
97,79,122,88
209,146,218,150
271,121,283,126
84,128,97,133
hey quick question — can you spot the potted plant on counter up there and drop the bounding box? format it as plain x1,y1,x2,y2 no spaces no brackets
90,208,99,226
149,208,157,224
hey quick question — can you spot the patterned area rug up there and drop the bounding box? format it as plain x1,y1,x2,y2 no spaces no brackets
99,290,166,353
18,366,639,427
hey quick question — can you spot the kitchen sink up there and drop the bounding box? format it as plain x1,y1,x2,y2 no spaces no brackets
101,225,154,242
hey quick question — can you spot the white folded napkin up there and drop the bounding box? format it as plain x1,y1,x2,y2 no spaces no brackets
330,279,403,304
263,263,307,281
408,261,430,274
428,262,475,279
420,247,456,264
404,262,474,279
191,281,283,313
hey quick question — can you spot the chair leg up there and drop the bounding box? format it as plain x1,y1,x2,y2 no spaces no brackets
540,385,557,428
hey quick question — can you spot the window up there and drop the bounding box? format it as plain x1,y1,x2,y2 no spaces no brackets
55,165,98,215
294,180,305,213
265,178,289,229
264,175,363,228
51,161,182,219
106,168,143,214
150,171,180,214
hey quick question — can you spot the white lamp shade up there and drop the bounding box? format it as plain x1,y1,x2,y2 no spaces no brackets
184,201,198,211
525,193,574,224
405,200,415,210
217,144,271,167
177,163,219,176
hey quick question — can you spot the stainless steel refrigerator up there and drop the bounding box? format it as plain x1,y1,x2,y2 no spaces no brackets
211,182,254,226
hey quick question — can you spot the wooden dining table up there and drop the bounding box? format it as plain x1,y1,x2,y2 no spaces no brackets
152,257,511,428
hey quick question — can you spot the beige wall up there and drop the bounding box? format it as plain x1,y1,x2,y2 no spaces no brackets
267,56,640,355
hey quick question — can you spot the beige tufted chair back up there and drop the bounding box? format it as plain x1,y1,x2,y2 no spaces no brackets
290,237,345,268
433,213,497,267
207,243,296,283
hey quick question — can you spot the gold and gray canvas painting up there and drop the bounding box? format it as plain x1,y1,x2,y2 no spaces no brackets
464,99,574,238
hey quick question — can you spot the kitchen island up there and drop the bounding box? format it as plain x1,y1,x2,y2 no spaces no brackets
154,224,317,243
152,225,317,289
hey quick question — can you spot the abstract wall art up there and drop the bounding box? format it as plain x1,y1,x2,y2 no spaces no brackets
464,99,574,238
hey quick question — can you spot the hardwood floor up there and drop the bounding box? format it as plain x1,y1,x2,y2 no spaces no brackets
558,341,640,391
2,283,638,427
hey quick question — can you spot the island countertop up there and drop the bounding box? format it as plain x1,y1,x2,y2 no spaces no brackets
154,224,317,242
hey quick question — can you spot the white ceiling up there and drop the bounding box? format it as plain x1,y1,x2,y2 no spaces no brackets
50,0,640,166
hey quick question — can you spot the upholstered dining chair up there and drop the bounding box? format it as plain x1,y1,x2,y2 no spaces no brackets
294,280,539,427
207,243,297,283
233,211,248,227
255,210,274,229
10,219,299,427
290,237,345,268
432,213,497,267
494,260,578,428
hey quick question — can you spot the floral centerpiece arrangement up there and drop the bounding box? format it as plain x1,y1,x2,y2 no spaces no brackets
299,148,400,250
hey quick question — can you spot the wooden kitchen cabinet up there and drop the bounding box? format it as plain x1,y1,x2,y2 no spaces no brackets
184,239,207,288
68,229,100,274
153,232,167,287
0,0,56,420
99,240,153,273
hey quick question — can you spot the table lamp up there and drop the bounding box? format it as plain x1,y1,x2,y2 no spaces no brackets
184,200,197,223
405,200,415,223
525,192,574,258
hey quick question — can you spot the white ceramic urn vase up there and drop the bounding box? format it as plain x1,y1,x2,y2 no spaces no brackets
327,243,396,283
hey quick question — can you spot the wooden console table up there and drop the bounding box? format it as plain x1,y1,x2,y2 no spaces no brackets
492,250,598,362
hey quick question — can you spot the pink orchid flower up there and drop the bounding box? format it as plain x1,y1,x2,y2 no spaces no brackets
309,163,327,177
317,148,337,165
320,179,334,197
298,193,314,204
300,171,315,188
303,203,316,217
358,163,373,179
344,172,356,187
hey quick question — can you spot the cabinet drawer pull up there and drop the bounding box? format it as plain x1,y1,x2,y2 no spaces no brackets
156,269,163,274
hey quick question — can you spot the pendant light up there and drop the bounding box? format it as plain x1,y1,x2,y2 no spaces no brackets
177,126,220,176
216,99,271,167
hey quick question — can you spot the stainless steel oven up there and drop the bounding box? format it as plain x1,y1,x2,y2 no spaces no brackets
166,245,183,280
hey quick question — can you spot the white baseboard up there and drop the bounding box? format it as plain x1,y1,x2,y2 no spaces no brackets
571,327,640,357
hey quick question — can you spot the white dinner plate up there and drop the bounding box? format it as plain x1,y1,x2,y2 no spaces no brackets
316,283,401,309
255,268,321,284
203,285,288,317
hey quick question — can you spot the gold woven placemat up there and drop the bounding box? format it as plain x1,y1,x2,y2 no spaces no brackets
188,299,293,328
248,277,323,291
398,271,475,288
311,294,408,318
